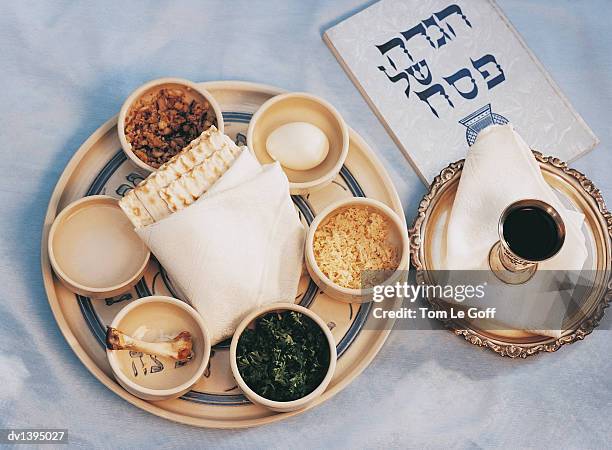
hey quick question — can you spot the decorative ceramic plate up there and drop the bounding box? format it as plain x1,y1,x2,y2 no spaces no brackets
410,152,611,358
41,81,404,428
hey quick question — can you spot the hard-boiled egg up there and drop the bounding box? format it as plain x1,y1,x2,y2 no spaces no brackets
265,122,329,171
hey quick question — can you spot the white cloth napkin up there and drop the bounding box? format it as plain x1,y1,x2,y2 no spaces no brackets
443,124,587,337
136,151,306,344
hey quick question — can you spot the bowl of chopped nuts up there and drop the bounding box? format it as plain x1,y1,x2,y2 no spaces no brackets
118,77,224,171
305,197,410,303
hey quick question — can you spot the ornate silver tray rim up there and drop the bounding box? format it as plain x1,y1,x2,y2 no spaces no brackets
409,151,612,358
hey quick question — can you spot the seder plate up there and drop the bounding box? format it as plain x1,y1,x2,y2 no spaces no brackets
41,81,404,428
409,152,611,358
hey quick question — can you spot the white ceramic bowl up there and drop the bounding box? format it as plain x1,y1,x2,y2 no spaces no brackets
107,296,211,401
118,77,224,172
230,303,337,412
305,197,410,303
48,195,150,298
246,92,349,194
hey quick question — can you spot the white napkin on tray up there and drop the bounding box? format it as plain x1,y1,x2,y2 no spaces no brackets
136,151,306,345
442,124,587,337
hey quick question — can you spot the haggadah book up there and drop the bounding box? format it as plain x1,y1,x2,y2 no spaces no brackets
324,0,599,183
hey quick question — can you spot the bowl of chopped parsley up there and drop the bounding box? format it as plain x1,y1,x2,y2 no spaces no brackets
230,303,337,412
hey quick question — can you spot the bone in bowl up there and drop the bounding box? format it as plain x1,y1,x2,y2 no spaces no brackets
106,296,211,401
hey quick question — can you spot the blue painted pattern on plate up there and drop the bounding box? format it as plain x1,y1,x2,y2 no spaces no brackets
77,112,370,406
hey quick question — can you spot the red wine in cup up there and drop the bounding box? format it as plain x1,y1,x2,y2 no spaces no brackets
502,206,562,261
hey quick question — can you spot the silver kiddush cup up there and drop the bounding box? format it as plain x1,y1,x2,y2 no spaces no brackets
488,199,566,284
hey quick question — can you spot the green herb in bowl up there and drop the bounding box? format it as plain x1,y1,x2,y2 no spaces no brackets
236,310,331,402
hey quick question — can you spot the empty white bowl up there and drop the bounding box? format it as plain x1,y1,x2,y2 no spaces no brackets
48,195,150,298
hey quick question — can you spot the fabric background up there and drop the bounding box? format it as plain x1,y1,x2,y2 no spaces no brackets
0,1,610,448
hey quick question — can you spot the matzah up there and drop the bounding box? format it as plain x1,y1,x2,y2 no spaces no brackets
160,145,243,212
117,190,154,228
119,125,246,228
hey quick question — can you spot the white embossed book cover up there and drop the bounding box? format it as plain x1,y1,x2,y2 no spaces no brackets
324,0,598,183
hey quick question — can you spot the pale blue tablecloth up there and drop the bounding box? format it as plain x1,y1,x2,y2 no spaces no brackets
0,1,610,448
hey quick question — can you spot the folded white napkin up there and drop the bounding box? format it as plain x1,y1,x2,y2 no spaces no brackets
137,151,306,344
443,124,587,337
